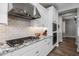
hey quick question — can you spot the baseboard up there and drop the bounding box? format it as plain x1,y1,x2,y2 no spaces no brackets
55,42,59,47
60,39,63,42
63,35,76,38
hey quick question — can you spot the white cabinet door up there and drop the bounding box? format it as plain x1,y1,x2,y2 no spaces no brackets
21,47,40,56
47,6,58,36
40,37,53,56
4,52,12,56
47,7,53,36
39,44,49,56
53,7,58,23
22,39,46,56
0,3,8,24
47,37,53,51
11,46,34,56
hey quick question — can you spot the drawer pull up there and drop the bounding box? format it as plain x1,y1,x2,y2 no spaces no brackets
45,40,47,42
48,42,50,45
36,51,39,54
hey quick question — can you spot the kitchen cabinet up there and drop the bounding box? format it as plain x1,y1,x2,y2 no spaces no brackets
11,39,47,56
4,37,53,56
30,4,47,27
0,3,8,24
30,12,47,27
4,52,12,56
4,5,58,56
30,4,58,29
22,47,41,56
46,6,53,36
47,6,58,36
47,6,59,46
45,37,53,53
0,3,13,25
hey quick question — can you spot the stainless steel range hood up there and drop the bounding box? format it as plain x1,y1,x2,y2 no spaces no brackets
8,3,41,20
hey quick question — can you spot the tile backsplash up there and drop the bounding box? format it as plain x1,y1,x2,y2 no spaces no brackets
0,17,47,43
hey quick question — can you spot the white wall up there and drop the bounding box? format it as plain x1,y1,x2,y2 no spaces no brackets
65,19,77,37
58,16,62,33
58,16,63,42
62,20,65,34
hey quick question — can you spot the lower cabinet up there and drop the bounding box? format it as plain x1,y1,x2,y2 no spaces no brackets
4,52,12,56
21,47,41,56
5,37,53,56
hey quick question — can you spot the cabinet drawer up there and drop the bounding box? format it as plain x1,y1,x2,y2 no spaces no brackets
22,47,41,56
4,52,12,56
11,46,35,56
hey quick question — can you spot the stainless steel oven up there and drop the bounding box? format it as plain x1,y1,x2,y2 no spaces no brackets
53,23,57,31
53,33,57,45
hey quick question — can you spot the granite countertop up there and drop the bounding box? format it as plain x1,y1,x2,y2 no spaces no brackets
0,36,52,56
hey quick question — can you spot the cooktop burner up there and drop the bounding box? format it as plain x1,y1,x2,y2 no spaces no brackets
6,36,39,47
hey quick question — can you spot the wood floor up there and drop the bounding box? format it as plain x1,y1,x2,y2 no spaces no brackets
48,37,79,56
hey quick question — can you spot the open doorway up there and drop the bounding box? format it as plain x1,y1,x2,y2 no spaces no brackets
61,8,77,39
63,18,77,38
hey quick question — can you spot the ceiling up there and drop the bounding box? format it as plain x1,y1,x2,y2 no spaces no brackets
40,3,79,12
40,3,79,20
40,3,56,8
11,3,79,20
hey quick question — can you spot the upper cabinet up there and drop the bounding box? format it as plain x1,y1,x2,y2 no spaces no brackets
0,3,8,25
8,3,41,20
30,4,47,27
47,6,58,36
53,7,58,23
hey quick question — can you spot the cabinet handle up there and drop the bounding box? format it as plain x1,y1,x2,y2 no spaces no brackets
36,51,39,54
45,40,47,42
48,42,50,45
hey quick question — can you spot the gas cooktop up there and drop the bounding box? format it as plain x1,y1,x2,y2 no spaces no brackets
6,36,39,47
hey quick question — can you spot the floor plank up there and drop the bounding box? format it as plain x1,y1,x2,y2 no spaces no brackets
48,37,79,56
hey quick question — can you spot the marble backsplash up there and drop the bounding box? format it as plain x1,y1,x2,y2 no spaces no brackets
0,17,47,43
